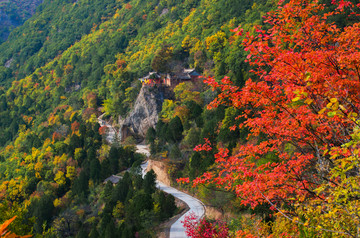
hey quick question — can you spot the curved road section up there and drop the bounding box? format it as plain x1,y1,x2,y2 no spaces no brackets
137,145,205,238
97,117,206,238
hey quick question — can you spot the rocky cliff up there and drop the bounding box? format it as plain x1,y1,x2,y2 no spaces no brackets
120,86,165,140
146,159,171,186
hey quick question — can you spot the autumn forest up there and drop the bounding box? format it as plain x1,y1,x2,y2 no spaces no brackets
1,0,360,237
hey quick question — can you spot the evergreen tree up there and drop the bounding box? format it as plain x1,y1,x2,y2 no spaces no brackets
108,146,120,174
90,158,101,183
130,191,153,214
102,181,113,203
73,170,89,199
99,213,112,235
89,226,99,238
163,193,177,219
169,144,182,160
112,179,129,203
143,169,156,194
28,195,55,234
168,116,183,142
100,158,112,180
76,228,88,238
104,219,116,238
155,191,177,220
145,127,156,144
121,225,133,238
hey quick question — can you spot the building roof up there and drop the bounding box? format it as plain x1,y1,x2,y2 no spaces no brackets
183,68,196,74
139,69,200,82
139,72,161,82
176,68,200,80
104,175,122,184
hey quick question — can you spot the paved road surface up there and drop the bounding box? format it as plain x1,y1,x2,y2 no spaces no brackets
135,144,150,157
98,117,205,237
137,146,205,238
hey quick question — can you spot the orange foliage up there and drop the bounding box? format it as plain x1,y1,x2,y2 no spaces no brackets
71,121,80,133
125,3,132,10
99,125,108,135
82,108,97,121
63,64,73,75
182,2,360,235
0,216,32,238
22,115,33,125
52,132,62,142
53,105,69,113
116,59,126,68
84,91,97,108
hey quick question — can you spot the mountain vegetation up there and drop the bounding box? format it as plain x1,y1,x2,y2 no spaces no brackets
178,0,360,237
0,0,43,44
1,0,359,237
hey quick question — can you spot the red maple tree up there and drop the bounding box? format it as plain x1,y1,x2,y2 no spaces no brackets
182,212,229,238
180,0,360,215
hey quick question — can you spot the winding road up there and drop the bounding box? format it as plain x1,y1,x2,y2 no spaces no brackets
98,117,205,237
137,145,205,238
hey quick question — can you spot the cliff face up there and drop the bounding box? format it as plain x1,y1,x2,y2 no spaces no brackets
121,86,164,140
146,159,171,186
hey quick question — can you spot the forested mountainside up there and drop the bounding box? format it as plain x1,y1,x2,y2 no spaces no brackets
1,0,360,237
0,0,43,43
0,0,273,146
0,0,274,236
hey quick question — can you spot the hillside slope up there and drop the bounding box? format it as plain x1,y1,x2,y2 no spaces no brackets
0,0,43,43
0,0,275,236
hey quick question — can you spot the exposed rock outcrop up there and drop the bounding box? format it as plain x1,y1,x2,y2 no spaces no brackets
120,86,164,140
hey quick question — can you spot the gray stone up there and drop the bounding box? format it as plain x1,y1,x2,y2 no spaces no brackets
120,86,164,140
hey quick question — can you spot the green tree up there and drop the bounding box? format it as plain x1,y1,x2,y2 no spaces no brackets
28,195,55,234
76,227,88,238
143,170,156,194
108,146,120,174
90,158,101,183
154,191,177,220
112,177,130,203
160,100,176,122
168,116,183,142
218,107,242,149
174,82,201,105
102,181,113,203
151,44,173,72
73,170,89,200
128,190,153,215
145,127,156,144
89,226,99,238
100,158,112,180
169,144,182,160
104,220,116,238
183,127,200,148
